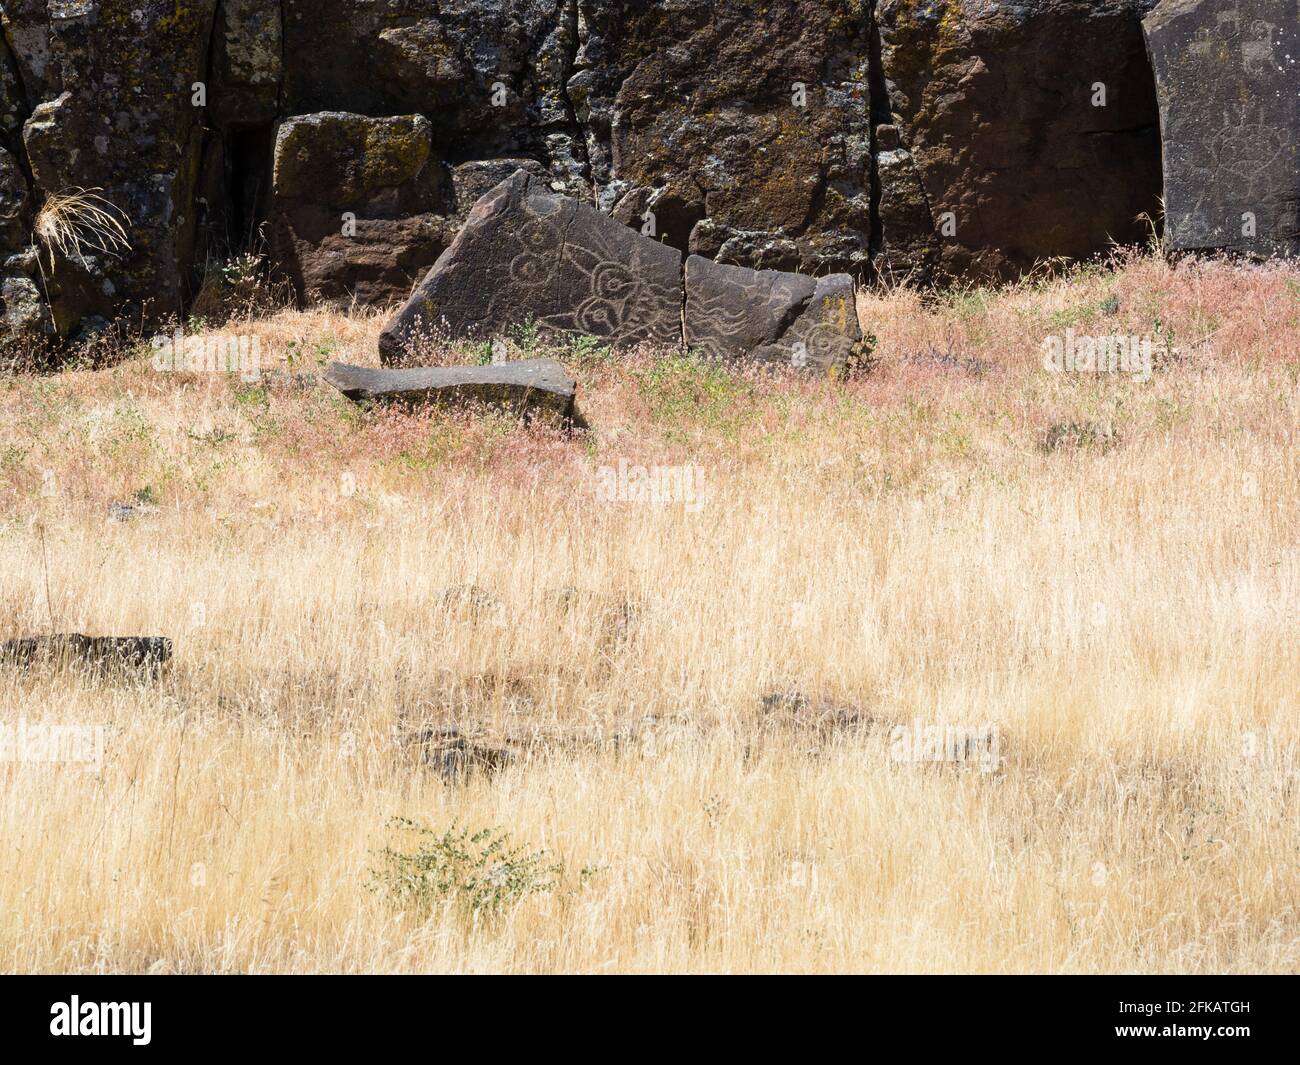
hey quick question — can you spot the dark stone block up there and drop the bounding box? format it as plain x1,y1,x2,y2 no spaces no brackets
1144,0,1299,256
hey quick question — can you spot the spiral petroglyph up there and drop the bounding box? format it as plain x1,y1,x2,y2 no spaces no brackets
380,170,684,362
379,171,864,369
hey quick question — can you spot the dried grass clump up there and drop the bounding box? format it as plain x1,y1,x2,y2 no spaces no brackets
33,187,131,267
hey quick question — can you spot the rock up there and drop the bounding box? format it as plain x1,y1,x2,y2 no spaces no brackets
876,0,1163,283
450,158,552,224
210,0,282,127
2,275,50,335
550,586,641,641
0,145,30,255
874,131,940,284
409,726,514,783
107,499,158,522
436,584,504,623
380,172,864,373
1143,0,1300,257
576,0,872,275
758,688,876,736
2,0,1293,340
9,1,219,334
279,1,585,194
378,170,682,363
0,635,172,677
269,112,456,308
323,358,577,422
684,256,862,372
1041,420,1119,453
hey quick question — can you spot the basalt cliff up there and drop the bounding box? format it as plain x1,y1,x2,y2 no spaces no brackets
0,0,1293,345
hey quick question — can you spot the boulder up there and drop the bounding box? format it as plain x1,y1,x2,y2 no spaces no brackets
1143,0,1300,257
876,0,1163,282
378,172,865,371
378,170,683,363
323,357,577,421
408,726,514,783
449,158,552,224
684,256,861,372
269,112,457,308
1,275,50,335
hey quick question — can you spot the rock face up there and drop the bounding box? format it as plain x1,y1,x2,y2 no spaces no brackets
1143,0,1300,258
269,113,456,308
0,1,1292,343
580,0,873,275
324,357,578,421
379,170,683,362
684,257,861,372
875,0,1164,283
5,1,219,336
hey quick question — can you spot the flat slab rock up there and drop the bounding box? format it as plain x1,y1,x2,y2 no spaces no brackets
1,635,171,675
1144,0,1300,257
378,169,865,371
324,358,576,420
379,169,683,363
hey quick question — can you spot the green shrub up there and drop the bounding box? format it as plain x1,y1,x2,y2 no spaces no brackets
370,818,561,916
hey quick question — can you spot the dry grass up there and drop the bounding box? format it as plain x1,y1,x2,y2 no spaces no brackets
0,251,1298,973
33,187,131,268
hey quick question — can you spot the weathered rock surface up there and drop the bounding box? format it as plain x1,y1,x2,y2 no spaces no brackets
279,0,586,195
379,172,865,368
7,1,219,335
324,357,577,421
407,726,514,783
580,0,872,275
378,169,683,362
211,0,282,128
876,0,1163,282
685,256,861,372
1144,0,1299,257
269,112,456,307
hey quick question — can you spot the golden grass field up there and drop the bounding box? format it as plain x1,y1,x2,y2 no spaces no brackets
1,251,1297,973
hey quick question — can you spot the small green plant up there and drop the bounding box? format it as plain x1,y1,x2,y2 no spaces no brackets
232,380,269,409
133,484,159,507
508,317,542,353
635,350,750,438
568,333,612,363
370,819,562,917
